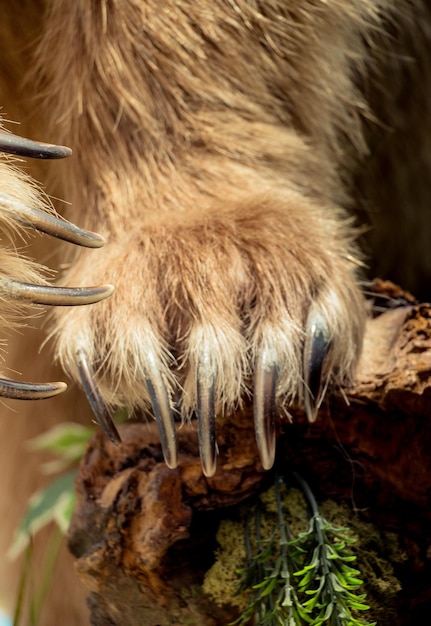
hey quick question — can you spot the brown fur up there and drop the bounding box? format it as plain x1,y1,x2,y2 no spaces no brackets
0,1,429,623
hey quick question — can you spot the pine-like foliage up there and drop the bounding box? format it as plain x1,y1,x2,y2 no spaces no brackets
233,475,376,626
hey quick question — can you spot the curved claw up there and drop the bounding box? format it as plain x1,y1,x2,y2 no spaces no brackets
254,349,278,470
0,197,105,248
0,377,66,400
0,278,114,306
303,311,331,423
76,349,121,444
197,353,217,477
145,356,177,469
0,131,71,159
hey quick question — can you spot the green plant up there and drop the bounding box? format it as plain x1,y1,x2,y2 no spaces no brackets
10,422,93,560
232,482,301,625
233,475,376,626
10,422,93,626
10,409,130,624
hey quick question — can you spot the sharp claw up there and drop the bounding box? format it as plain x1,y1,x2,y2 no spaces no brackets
254,349,278,470
0,278,114,306
0,131,71,159
145,356,177,469
0,196,105,248
0,377,67,400
197,353,217,477
303,310,330,423
76,349,121,444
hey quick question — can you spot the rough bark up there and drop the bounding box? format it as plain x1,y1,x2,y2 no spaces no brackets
68,282,431,625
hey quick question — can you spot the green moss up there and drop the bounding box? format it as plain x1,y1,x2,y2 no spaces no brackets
260,487,309,536
202,519,248,608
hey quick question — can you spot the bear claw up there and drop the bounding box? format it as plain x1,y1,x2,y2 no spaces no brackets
0,279,114,307
197,351,217,477
0,377,67,400
0,130,71,160
144,363,178,470
303,311,331,424
253,350,278,471
76,348,121,445
2,198,106,248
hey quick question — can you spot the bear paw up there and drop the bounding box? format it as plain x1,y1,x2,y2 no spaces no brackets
51,190,366,475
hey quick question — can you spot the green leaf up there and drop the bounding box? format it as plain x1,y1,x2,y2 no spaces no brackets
320,602,334,620
293,601,316,624
304,576,325,598
343,576,364,587
346,600,371,611
28,423,93,474
9,470,77,558
295,546,320,577
295,568,316,589
302,592,321,611
256,576,278,597
341,565,361,576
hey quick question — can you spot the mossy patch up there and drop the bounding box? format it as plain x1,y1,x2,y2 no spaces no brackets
202,519,248,609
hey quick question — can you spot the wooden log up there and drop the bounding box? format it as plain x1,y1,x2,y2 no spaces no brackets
68,282,431,625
